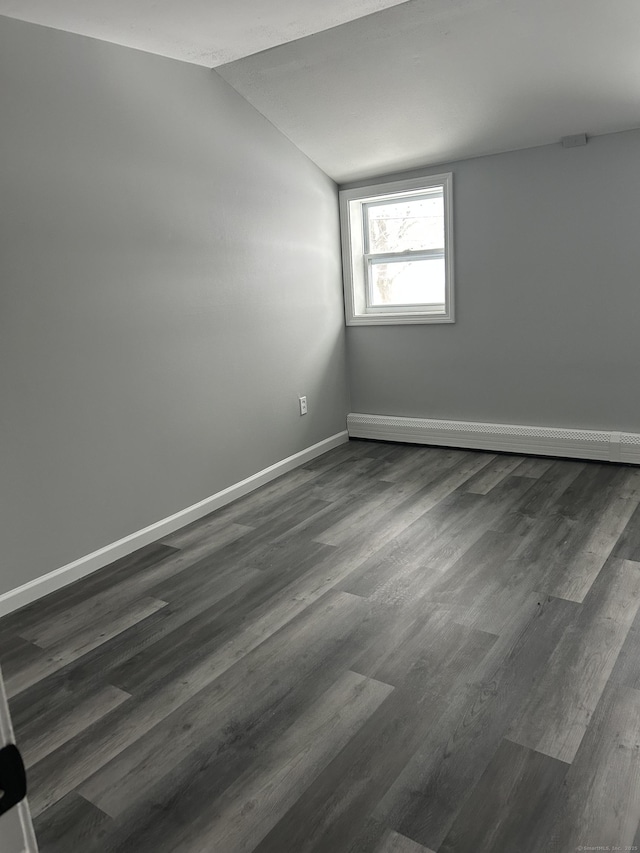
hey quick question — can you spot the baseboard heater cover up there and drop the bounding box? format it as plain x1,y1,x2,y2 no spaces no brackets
347,413,640,465
0,430,349,618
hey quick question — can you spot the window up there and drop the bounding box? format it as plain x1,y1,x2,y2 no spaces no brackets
339,173,454,325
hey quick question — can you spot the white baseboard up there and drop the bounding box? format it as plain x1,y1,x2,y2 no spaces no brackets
348,413,640,465
0,431,349,618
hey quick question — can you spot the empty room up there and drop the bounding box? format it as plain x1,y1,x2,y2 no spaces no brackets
1,1,640,851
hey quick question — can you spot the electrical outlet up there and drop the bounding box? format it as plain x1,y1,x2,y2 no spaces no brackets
299,396,308,416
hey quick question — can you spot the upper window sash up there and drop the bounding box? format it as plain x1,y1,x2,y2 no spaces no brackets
362,190,444,255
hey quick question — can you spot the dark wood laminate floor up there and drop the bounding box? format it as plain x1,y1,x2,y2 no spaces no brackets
3,439,640,852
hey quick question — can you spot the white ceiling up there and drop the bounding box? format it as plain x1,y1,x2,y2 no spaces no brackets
0,0,412,66
218,0,640,181
2,0,639,182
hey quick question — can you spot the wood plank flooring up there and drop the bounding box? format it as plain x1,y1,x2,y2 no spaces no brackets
2,439,640,852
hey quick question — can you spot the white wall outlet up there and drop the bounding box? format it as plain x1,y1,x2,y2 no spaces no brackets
299,396,308,416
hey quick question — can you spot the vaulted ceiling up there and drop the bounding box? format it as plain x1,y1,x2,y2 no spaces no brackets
217,0,640,181
2,0,639,182
0,0,412,65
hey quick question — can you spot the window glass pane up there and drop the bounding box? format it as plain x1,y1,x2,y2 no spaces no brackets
369,257,445,306
366,194,444,253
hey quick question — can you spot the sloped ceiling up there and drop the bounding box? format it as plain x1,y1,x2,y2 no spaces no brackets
2,0,639,182
0,0,413,66
217,0,640,182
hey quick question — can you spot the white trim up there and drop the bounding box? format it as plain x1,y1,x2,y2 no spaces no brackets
347,413,640,465
339,172,455,326
0,431,349,618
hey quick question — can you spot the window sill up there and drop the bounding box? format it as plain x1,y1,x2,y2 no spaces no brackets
346,312,455,326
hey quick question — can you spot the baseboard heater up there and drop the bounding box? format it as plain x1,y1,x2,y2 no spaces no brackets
347,413,640,465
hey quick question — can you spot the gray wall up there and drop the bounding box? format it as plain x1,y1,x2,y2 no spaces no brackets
345,128,640,433
0,17,349,596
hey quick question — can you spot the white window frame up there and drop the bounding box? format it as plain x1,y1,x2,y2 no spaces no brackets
339,172,455,326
